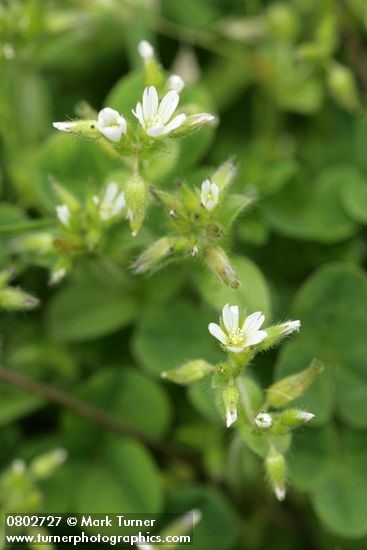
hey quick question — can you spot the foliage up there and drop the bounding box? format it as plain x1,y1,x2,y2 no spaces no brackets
1,1,367,548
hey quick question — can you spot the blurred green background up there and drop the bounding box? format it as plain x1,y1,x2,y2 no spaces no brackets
2,0,367,548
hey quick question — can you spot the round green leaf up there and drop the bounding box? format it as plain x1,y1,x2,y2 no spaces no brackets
262,168,357,242
62,367,171,443
46,273,137,342
132,301,222,377
276,264,367,427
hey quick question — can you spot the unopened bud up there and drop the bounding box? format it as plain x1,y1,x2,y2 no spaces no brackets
265,450,286,501
161,360,214,385
30,448,68,480
0,287,39,311
258,319,301,351
211,158,237,191
133,237,178,274
138,39,163,88
327,62,360,111
255,412,273,429
278,408,315,428
222,384,239,428
125,175,148,236
138,40,154,60
204,246,240,289
149,187,183,216
52,119,100,139
172,113,216,137
51,180,80,211
167,74,185,92
266,359,324,408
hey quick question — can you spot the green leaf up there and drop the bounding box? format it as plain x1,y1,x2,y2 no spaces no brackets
276,264,367,427
262,167,357,242
197,255,272,320
311,430,367,538
46,270,137,342
340,168,367,224
132,301,222,377
62,367,171,444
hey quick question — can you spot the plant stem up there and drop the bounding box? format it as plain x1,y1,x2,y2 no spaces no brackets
0,366,186,458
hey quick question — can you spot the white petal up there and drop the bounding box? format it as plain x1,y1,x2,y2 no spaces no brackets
222,304,239,332
112,192,126,216
245,330,267,347
147,124,165,137
132,103,145,127
201,179,211,194
104,182,118,204
161,113,186,134
143,86,158,121
226,345,245,353
208,323,227,344
275,486,286,501
242,311,265,334
226,406,237,427
53,121,76,132
98,107,120,126
97,126,123,142
157,90,179,124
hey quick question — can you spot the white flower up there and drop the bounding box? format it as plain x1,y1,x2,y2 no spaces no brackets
56,204,71,226
132,86,186,137
94,182,126,221
226,406,237,428
209,304,267,353
281,320,301,335
201,179,219,211
96,107,127,142
255,412,273,429
138,40,154,60
167,74,185,92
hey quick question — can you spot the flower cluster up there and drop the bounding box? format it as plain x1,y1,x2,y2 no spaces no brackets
162,302,322,501
52,40,216,243
133,159,254,288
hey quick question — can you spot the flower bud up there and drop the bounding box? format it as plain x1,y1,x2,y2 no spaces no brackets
258,320,300,351
138,39,164,88
149,186,184,217
51,180,80,212
265,449,286,501
0,287,39,311
133,237,179,274
278,408,315,428
30,448,67,480
222,384,239,427
125,175,148,236
327,62,360,111
167,74,185,93
266,359,324,408
161,360,214,385
255,412,273,429
211,158,237,192
171,113,216,137
52,119,100,139
204,246,240,289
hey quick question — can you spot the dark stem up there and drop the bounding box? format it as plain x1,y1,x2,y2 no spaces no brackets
0,366,187,458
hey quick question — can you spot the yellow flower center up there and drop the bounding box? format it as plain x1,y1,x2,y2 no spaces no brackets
228,328,245,347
